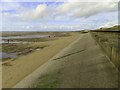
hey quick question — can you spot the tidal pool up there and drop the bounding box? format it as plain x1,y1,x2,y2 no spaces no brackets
0,52,18,60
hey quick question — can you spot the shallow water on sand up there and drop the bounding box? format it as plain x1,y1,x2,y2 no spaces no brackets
0,52,18,59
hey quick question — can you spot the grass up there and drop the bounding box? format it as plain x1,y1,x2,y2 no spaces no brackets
92,32,118,46
31,72,60,88
2,31,72,37
91,26,119,70
97,25,120,31
8,38,56,42
2,57,12,61
1,43,49,61
2,43,47,53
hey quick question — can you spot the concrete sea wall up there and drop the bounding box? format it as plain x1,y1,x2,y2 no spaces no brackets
90,31,119,70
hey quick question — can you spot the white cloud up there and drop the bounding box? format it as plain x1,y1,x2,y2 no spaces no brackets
26,26,31,29
99,22,117,28
1,0,119,2
1,1,118,31
21,4,47,20
34,4,47,17
58,0,118,18
10,0,117,22
19,1,118,20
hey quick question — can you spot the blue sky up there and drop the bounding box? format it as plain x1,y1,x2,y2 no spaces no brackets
0,0,119,31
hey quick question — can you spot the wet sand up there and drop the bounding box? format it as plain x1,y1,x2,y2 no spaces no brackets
2,33,80,88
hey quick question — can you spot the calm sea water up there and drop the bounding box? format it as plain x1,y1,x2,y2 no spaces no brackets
1,34,50,43
2,35,50,39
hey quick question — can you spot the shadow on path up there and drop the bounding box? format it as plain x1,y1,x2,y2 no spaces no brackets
53,49,86,60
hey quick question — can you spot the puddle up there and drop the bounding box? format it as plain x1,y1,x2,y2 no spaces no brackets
1,47,43,60
0,52,18,60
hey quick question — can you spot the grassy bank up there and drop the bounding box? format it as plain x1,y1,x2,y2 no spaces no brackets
90,31,119,70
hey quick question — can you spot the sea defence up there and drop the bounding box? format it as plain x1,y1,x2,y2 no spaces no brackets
90,31,119,70
14,33,118,88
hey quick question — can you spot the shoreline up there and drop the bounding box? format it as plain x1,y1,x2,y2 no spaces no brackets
2,33,80,88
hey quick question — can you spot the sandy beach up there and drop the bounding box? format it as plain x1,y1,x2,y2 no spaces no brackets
2,33,80,88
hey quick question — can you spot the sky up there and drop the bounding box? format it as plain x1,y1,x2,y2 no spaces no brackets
0,0,119,31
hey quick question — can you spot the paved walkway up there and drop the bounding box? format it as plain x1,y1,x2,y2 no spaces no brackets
55,33,118,88
14,33,118,88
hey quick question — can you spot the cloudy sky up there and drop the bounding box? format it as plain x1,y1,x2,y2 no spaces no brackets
0,0,119,31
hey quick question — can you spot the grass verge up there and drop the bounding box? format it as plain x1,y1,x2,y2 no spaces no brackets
31,71,60,88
